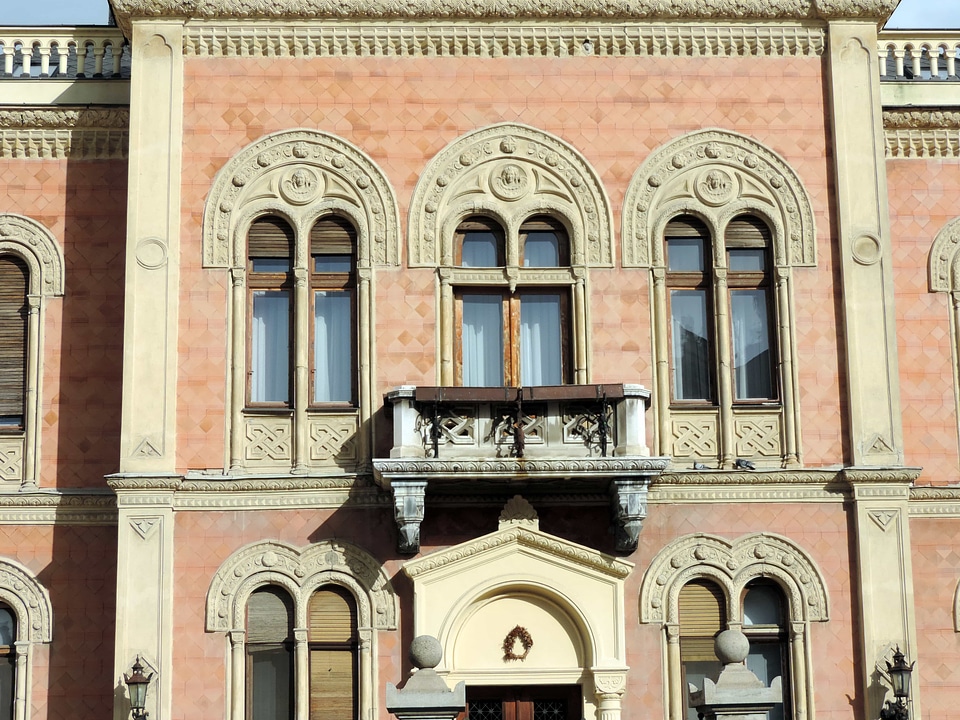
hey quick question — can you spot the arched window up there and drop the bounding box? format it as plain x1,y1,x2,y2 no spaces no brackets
0,216,64,490
203,129,399,473
0,604,14,720
308,586,358,720
640,533,829,720
623,129,816,468
453,215,572,387
246,586,295,720
0,257,28,432
678,580,726,720
206,540,398,720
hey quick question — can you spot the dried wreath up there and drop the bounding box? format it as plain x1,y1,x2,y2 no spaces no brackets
502,625,534,661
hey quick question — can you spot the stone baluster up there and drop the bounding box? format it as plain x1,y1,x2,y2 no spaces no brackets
76,42,88,77
19,44,31,77
93,43,105,77
57,43,70,75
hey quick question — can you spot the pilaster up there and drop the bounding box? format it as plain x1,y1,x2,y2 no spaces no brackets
849,474,920,720
826,22,903,465
120,20,184,472
110,476,179,720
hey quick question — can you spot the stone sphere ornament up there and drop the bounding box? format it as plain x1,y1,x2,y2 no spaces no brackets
409,635,442,669
714,628,750,665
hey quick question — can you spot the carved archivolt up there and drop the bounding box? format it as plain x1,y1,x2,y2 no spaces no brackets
0,214,65,297
205,539,397,632
202,129,399,268
928,216,960,292
408,123,613,267
639,532,829,625
622,128,816,268
0,558,53,643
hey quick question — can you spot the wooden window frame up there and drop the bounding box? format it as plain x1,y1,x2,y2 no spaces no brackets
452,216,573,387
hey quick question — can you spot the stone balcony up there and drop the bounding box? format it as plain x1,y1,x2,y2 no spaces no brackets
374,384,668,554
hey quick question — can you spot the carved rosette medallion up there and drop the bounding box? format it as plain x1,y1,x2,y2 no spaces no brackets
694,168,737,207
622,129,816,268
203,129,399,268
408,123,613,267
490,163,531,201
279,167,323,205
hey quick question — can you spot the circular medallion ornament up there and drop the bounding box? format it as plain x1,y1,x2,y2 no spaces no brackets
502,625,534,661
694,168,736,207
852,234,882,266
491,163,530,201
279,167,323,205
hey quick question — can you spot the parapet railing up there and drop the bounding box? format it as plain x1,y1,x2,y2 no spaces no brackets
878,31,960,81
0,28,130,79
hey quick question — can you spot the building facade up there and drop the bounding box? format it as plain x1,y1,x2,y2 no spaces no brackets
1,1,959,718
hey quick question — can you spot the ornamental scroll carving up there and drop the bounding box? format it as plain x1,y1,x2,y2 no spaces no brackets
408,123,613,268
622,128,816,269
0,214,65,297
0,558,53,643
111,0,898,23
202,129,399,268
639,532,828,625
205,539,397,631
928,216,960,292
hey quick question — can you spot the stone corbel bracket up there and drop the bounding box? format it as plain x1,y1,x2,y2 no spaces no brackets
610,478,649,553
393,480,427,555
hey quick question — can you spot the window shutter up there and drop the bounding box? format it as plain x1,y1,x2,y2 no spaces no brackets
679,580,726,662
311,217,356,256
309,587,357,720
725,216,771,248
665,216,709,238
248,217,295,259
246,586,294,643
0,257,28,420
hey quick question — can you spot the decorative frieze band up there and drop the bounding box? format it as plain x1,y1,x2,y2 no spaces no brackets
0,108,129,160
0,491,116,525
884,109,960,159
183,23,825,59
111,0,897,24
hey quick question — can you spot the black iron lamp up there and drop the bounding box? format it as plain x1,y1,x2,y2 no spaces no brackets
879,646,914,720
124,656,153,720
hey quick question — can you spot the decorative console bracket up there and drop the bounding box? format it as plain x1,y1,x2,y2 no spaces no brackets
393,480,427,554
610,478,650,553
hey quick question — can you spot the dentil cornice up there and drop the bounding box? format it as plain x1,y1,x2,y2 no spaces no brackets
109,0,897,24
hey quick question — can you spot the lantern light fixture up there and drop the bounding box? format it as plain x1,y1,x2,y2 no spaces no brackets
123,656,153,720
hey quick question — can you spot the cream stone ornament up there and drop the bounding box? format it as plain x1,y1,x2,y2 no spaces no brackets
408,123,613,267
203,129,399,268
0,558,53,643
623,128,816,269
0,214,65,297
639,532,829,625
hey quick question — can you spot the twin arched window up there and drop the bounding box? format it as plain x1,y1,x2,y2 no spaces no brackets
666,215,777,406
246,585,358,720
679,579,788,720
453,215,571,386
246,215,357,408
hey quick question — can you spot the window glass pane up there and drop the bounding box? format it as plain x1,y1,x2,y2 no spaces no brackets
731,289,774,400
729,248,766,272
668,237,705,272
520,294,562,386
461,231,500,267
462,295,504,386
684,660,723,720
0,653,11,720
251,647,293,720
670,290,713,400
746,644,785,720
251,291,290,403
523,231,560,267
314,291,353,403
533,700,566,720
251,258,291,273
314,255,352,273
0,609,13,646
743,585,783,626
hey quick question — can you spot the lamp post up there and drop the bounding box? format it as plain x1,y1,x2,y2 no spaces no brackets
124,656,153,720
879,647,914,720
